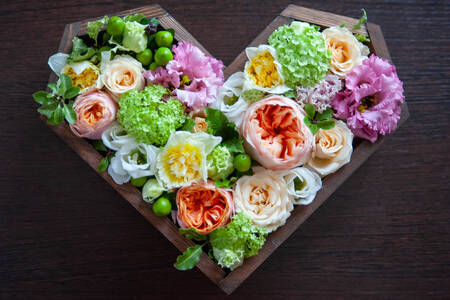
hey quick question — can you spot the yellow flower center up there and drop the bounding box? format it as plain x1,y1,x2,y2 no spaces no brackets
163,144,202,184
357,95,376,113
247,51,281,88
64,67,98,90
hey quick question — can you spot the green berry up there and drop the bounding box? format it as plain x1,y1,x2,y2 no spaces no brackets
234,154,251,172
107,16,125,37
149,62,158,71
152,197,172,216
154,47,173,66
136,49,153,66
155,31,174,48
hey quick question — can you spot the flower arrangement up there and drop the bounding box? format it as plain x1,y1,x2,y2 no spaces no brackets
33,10,404,272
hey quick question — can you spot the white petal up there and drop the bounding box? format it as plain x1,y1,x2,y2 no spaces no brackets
48,53,69,76
108,156,130,184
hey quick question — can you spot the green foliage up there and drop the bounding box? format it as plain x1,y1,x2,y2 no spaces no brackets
205,107,245,154
355,33,370,43
87,16,109,45
352,9,368,30
67,37,96,63
97,153,113,172
173,244,203,271
241,89,265,103
179,228,208,242
117,84,186,146
303,105,336,135
33,74,80,126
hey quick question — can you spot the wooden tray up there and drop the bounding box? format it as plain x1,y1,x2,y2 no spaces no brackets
42,4,409,295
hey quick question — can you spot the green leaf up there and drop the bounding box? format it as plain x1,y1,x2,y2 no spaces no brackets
47,83,58,94
181,117,195,131
317,119,335,130
63,103,77,124
93,140,108,152
173,244,203,271
340,23,347,28
316,108,334,121
149,18,159,26
309,124,319,135
58,74,72,95
283,90,296,99
215,177,237,189
123,13,145,22
352,9,368,30
205,107,230,136
87,16,109,45
304,103,316,119
241,89,265,103
179,228,208,242
97,155,111,172
68,37,96,63
64,86,80,100
37,102,58,118
33,91,54,105
355,33,370,43
222,137,244,154
53,105,65,124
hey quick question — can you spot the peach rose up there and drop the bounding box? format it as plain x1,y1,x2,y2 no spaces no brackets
193,117,208,133
70,90,117,139
101,55,145,100
306,120,353,176
176,181,234,234
240,95,313,170
322,26,369,78
234,167,293,232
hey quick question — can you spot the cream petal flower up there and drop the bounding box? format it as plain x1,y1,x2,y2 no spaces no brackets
234,167,293,232
322,26,370,78
108,156,130,185
101,122,134,151
155,131,221,189
281,167,322,205
101,55,145,101
306,120,354,177
244,45,290,94
212,72,249,128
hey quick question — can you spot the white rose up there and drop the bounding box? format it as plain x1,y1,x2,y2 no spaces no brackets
281,167,322,205
306,120,354,177
108,141,159,184
322,26,369,78
212,72,249,128
101,122,134,151
234,167,293,232
101,55,145,100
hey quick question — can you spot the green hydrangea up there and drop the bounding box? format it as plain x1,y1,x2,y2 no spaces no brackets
210,213,268,270
268,21,331,88
117,84,186,146
207,145,234,181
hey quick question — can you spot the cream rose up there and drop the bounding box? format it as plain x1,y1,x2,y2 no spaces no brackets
234,167,293,232
322,26,369,78
101,55,145,100
306,120,353,177
281,167,322,205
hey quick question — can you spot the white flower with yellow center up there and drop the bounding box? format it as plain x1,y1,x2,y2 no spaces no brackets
62,61,103,93
280,167,322,205
244,45,290,94
155,131,221,189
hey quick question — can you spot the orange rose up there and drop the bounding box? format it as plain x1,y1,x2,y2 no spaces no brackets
176,182,234,234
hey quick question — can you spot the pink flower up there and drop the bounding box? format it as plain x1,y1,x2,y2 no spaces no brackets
143,42,224,111
332,55,404,143
70,90,118,139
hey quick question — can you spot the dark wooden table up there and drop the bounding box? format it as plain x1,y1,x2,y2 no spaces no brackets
1,0,449,298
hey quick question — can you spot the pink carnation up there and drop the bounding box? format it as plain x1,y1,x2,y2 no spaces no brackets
332,55,404,143
143,42,224,111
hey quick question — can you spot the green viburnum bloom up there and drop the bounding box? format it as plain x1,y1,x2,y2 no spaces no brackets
268,21,331,88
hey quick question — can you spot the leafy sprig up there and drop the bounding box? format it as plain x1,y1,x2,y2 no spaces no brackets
205,108,244,154
33,74,80,126
173,244,204,271
352,9,368,30
303,104,335,135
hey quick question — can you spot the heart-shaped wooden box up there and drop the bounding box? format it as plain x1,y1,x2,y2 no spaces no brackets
42,4,409,294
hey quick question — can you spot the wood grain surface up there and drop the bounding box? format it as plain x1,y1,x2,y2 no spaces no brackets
1,0,449,299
